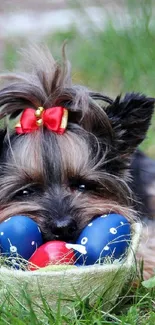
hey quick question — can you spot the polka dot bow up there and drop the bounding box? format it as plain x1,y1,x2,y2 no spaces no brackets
15,106,68,135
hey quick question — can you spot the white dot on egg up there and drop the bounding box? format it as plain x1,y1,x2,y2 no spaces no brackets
10,246,17,253
81,237,88,245
0,232,4,236
4,217,11,222
31,241,35,246
100,214,108,218
104,245,110,251
38,227,41,233
66,243,87,255
88,222,93,227
110,227,117,235
120,221,124,225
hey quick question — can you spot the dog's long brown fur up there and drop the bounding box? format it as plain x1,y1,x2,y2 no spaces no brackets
0,46,154,276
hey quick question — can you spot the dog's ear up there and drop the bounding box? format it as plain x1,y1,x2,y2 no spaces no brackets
106,93,154,155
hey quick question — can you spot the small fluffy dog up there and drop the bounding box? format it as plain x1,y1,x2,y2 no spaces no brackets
0,47,154,277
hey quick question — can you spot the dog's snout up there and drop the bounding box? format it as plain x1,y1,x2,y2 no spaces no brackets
52,218,77,240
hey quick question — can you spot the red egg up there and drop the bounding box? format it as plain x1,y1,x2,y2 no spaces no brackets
28,240,75,271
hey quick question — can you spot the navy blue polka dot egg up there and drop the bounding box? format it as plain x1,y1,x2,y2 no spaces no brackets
75,213,131,265
0,215,43,267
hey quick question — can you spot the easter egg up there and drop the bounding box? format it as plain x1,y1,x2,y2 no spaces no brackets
0,215,43,267
28,240,76,271
75,213,131,265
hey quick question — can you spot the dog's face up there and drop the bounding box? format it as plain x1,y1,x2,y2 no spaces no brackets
0,48,153,242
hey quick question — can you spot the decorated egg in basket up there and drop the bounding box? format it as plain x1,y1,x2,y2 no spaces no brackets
0,215,43,267
75,213,131,265
28,240,76,270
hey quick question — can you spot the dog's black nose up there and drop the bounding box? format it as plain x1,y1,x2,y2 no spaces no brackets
52,218,77,240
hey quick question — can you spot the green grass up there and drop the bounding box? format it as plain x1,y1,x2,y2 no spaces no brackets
0,274,155,324
46,0,155,157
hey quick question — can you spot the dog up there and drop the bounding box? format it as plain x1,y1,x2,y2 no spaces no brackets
0,46,154,277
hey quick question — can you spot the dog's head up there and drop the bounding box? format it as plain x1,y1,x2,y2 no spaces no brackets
0,47,153,242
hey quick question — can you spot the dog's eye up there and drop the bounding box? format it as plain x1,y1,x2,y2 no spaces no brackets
69,179,96,192
14,188,34,198
21,189,32,196
77,184,86,192
70,184,86,192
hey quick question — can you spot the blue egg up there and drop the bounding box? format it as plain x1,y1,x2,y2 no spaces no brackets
0,215,43,266
75,213,131,265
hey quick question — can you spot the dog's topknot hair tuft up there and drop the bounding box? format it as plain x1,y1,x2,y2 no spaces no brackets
0,45,153,162
0,45,113,132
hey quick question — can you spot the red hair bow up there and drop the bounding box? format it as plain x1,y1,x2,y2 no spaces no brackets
15,106,68,135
